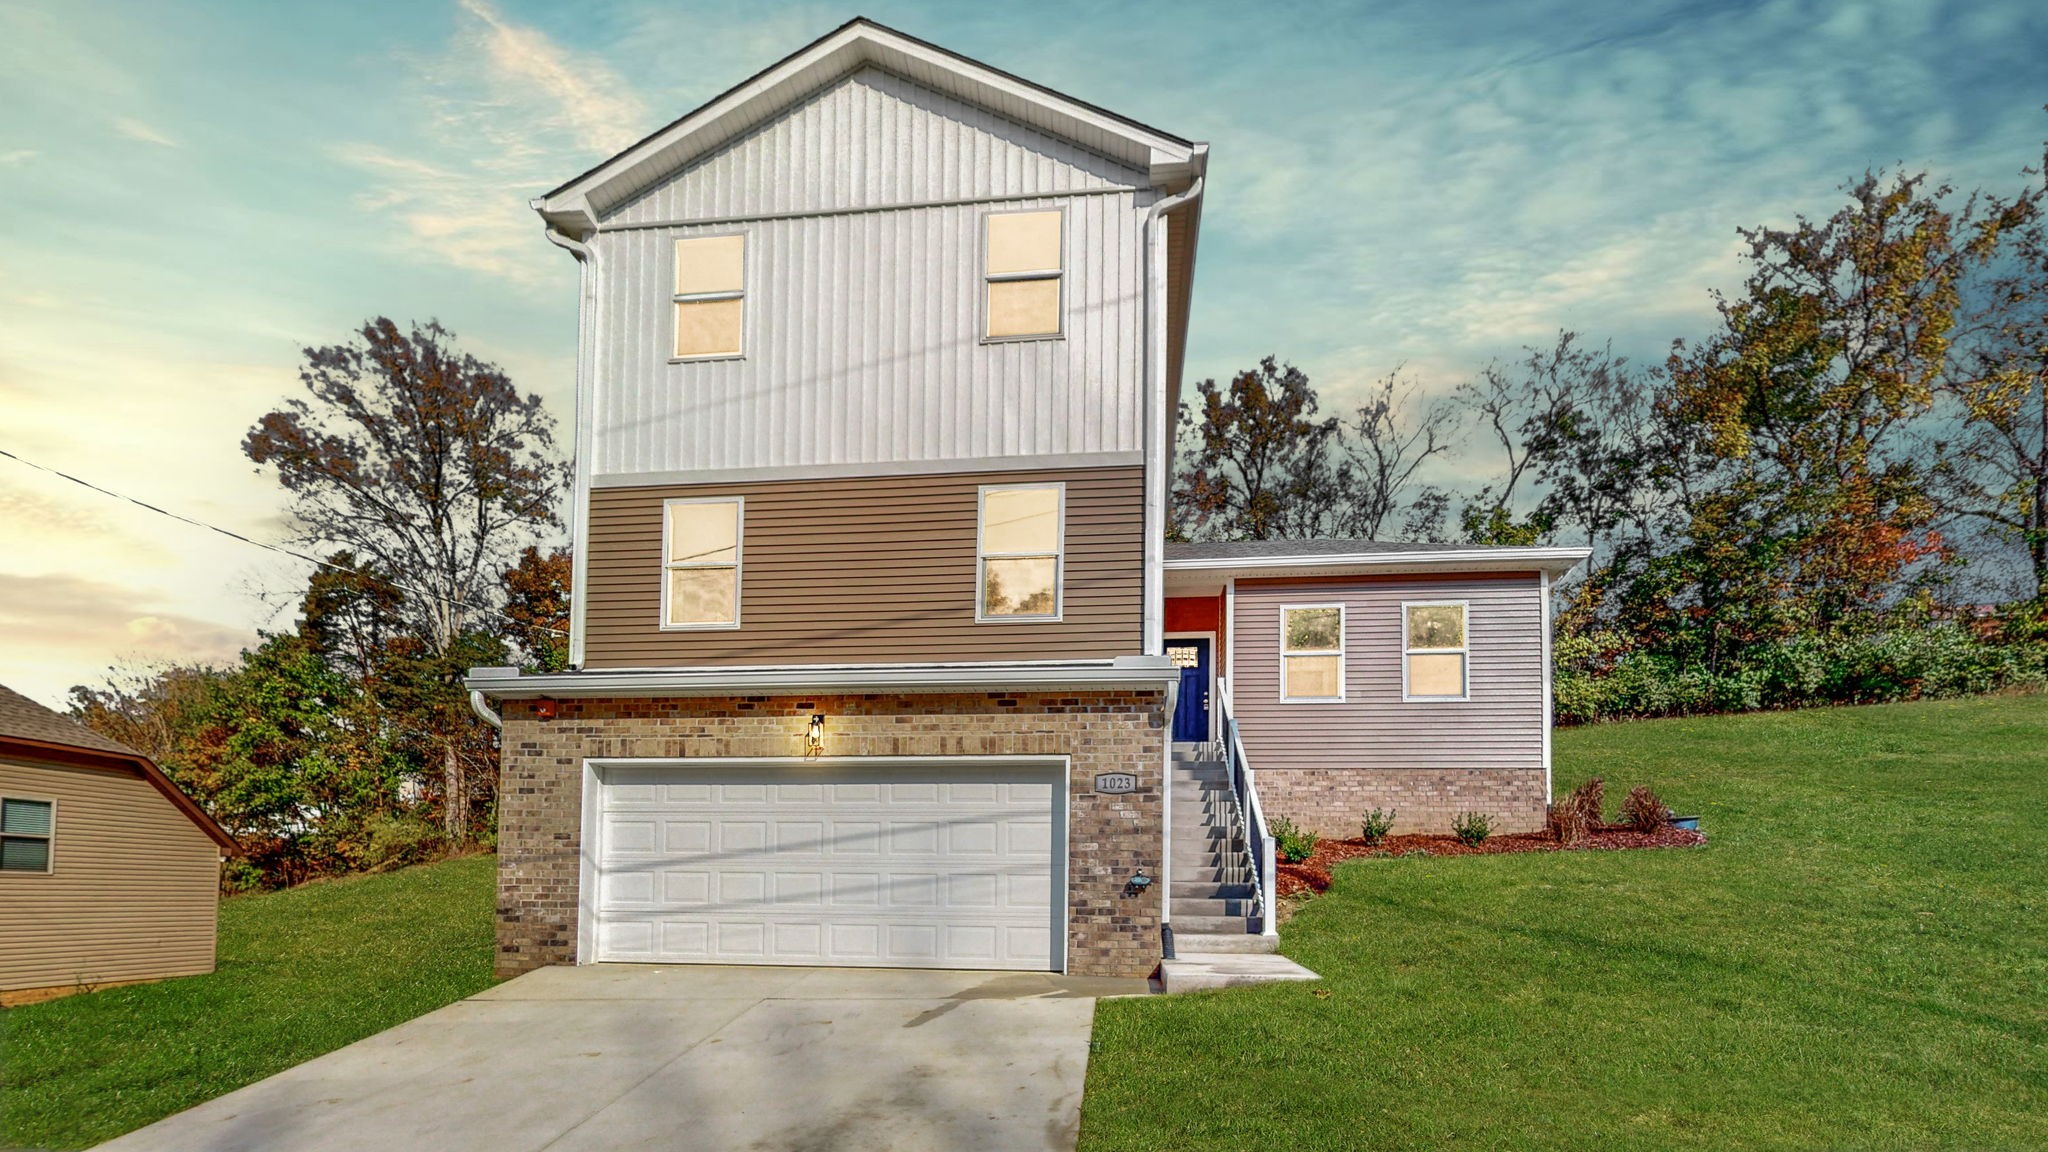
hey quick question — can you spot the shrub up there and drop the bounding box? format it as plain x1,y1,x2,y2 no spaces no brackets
1567,776,1606,828
1452,811,1492,846
1547,799,1588,845
1360,808,1396,845
1269,816,1320,864
343,812,447,873
1621,785,1671,833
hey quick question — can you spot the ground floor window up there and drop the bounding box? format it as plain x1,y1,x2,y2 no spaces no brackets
1404,601,1469,700
0,797,54,872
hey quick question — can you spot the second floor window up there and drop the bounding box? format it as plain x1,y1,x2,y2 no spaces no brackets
673,234,746,360
663,498,742,628
983,209,1063,340
978,483,1063,620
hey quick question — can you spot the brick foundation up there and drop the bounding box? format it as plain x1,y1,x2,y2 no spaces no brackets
1257,767,1547,838
495,690,1168,980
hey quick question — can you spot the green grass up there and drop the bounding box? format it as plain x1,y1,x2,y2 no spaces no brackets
1082,694,2048,1151
1,853,497,1150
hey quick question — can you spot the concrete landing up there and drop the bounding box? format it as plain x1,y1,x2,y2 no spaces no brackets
1158,952,1321,993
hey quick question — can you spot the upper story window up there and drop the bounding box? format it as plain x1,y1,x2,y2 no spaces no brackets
1280,605,1344,702
1404,602,1469,700
978,483,1063,620
662,498,742,629
1,797,54,873
983,210,1063,340
673,234,746,360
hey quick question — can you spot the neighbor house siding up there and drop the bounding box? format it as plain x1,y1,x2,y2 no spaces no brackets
584,466,1144,667
0,758,220,993
1230,573,1547,834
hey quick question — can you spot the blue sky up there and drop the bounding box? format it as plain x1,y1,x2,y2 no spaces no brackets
2,0,2044,704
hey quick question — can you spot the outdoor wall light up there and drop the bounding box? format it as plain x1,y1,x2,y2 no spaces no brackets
1125,869,1153,896
533,698,558,722
804,714,826,759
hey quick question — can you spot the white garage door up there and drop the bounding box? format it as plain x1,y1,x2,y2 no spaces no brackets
592,760,1064,971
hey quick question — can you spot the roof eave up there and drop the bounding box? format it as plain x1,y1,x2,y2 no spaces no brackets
466,657,1181,700
0,735,240,854
1164,546,1594,581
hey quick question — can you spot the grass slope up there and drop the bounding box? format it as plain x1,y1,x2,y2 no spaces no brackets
1082,694,2048,1151
2,853,496,1150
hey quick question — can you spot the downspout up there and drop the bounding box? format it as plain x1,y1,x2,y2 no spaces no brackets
543,222,598,670
1142,169,1203,937
469,690,502,730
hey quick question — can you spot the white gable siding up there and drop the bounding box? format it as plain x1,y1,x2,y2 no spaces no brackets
605,67,1146,226
590,192,1154,480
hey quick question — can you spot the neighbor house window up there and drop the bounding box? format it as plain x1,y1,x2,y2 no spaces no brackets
1280,605,1344,702
673,233,745,359
978,484,1063,620
1404,601,1469,700
662,498,742,628
0,797,53,873
983,209,1063,339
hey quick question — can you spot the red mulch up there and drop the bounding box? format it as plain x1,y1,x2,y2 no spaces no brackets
1273,824,1706,898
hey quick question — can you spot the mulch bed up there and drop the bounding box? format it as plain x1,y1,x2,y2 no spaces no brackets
1273,824,1707,898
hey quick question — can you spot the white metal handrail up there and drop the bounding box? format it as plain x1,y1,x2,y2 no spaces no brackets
1215,677,1278,937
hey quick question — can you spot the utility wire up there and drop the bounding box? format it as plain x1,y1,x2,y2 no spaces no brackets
0,446,568,638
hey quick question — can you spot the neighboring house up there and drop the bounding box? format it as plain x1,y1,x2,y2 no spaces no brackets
0,683,236,1003
469,18,1586,981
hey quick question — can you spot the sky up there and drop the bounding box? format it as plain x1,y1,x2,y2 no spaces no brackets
1,0,2044,706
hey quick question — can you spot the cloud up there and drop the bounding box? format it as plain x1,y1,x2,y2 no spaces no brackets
112,116,178,147
333,0,650,281
0,149,34,166
0,572,254,705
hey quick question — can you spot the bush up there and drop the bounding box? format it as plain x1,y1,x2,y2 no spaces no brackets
1452,811,1492,846
1621,785,1671,833
341,812,448,873
1360,808,1396,845
1269,816,1320,864
1547,799,1588,845
1568,776,1606,827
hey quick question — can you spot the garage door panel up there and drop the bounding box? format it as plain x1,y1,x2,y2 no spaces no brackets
594,760,1064,971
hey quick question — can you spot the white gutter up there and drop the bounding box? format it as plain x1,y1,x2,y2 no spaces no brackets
465,657,1181,700
1142,167,1206,659
1164,546,1592,576
468,690,503,729
541,222,599,670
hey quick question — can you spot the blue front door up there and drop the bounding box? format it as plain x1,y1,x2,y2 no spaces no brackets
1169,638,1212,742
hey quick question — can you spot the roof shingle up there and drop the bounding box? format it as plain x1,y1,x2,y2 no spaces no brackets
0,682,143,758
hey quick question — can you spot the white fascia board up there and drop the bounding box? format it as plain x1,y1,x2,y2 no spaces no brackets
467,657,1180,699
1163,547,1593,580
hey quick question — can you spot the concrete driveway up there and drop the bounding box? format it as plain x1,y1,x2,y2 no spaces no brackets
96,964,1147,1152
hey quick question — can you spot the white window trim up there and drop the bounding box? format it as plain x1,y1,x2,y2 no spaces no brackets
0,794,56,875
979,206,1066,344
1402,599,1471,702
976,481,1065,623
659,496,743,631
670,231,747,363
1278,603,1346,703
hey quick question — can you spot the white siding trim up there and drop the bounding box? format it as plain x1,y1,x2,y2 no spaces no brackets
1540,570,1554,803
589,451,1143,489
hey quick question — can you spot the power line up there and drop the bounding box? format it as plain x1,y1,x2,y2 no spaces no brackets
0,446,567,638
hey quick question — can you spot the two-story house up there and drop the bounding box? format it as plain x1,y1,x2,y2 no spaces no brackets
469,18,1586,981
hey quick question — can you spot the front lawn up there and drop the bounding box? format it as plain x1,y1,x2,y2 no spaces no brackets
1082,694,2048,1150
1,853,497,1150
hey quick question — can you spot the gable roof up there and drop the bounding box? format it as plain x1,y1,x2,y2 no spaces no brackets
535,16,1204,235
0,683,238,853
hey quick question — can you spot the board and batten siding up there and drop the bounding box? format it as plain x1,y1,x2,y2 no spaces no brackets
1230,574,1547,774
585,467,1143,667
0,758,220,993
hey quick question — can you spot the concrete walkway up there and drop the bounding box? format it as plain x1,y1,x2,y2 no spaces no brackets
96,964,1148,1152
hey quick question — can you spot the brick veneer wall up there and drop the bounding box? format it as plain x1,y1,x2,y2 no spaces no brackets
1257,767,1547,838
496,690,1168,980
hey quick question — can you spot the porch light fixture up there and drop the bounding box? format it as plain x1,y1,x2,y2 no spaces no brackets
804,714,826,759
1125,869,1153,896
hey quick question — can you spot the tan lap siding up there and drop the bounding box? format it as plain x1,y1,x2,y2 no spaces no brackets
0,759,220,992
584,467,1144,667
1232,573,1545,770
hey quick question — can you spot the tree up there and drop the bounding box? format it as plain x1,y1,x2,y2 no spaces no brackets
502,546,573,673
1346,370,1458,539
1941,158,2048,598
1172,357,1352,540
245,318,567,839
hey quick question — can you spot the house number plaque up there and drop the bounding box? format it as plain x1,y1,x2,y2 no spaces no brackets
1093,772,1138,795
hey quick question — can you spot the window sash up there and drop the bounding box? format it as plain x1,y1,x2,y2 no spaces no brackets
0,798,52,873
662,498,742,629
673,234,746,359
977,484,1064,620
1403,602,1470,699
1279,605,1345,701
983,210,1063,340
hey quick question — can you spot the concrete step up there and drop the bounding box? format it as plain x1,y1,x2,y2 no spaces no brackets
1172,825,1236,840
1160,953,1319,994
1171,914,1262,934
1170,897,1257,917
1170,864,1237,884
1171,850,1240,868
1170,882,1254,900
1169,931,1278,955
